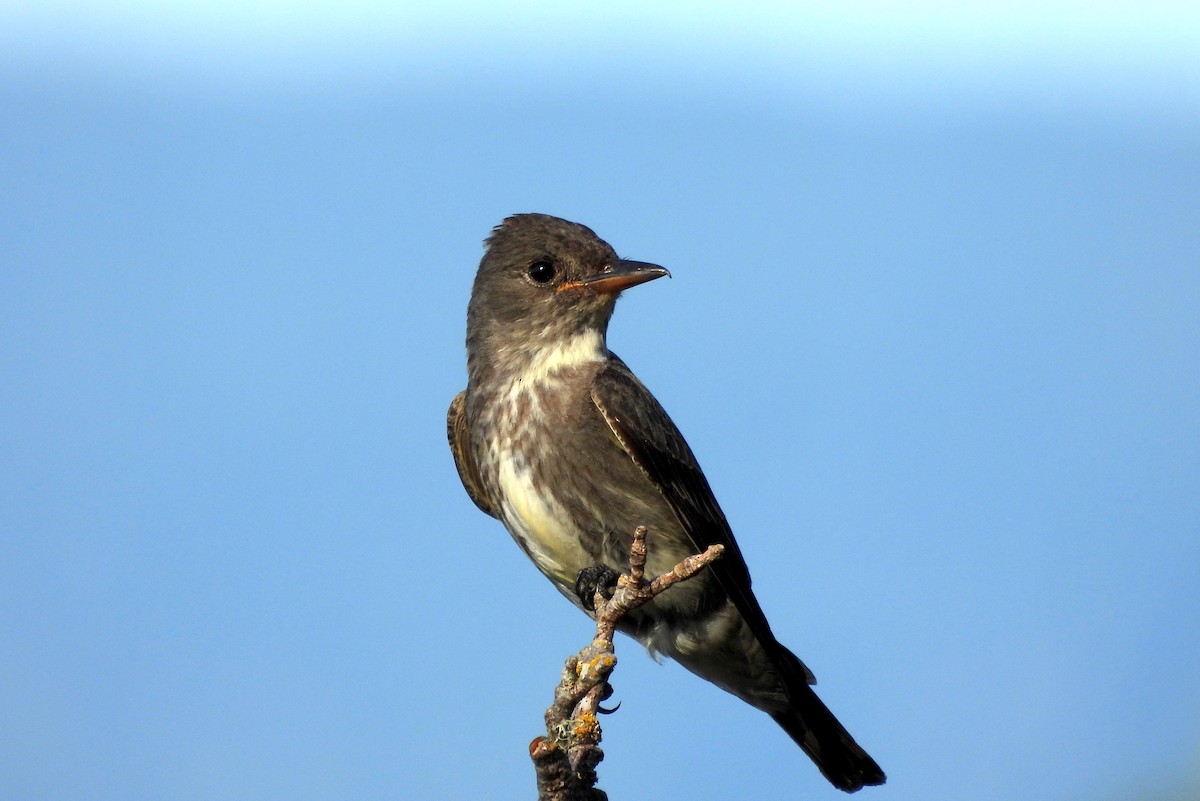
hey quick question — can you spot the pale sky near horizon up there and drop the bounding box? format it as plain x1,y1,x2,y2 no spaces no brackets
2,4,1198,801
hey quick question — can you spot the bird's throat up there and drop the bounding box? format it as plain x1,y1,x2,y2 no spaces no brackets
512,328,606,384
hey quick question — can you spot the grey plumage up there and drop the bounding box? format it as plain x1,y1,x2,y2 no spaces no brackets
448,213,884,792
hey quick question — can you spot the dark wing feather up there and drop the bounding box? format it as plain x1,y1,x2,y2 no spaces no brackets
447,390,498,518
591,356,814,683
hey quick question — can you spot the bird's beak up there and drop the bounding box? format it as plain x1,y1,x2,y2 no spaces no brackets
570,259,671,295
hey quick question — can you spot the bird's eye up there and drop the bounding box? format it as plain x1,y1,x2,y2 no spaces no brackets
528,259,557,284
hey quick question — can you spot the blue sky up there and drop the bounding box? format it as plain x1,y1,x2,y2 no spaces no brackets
1,3,1197,801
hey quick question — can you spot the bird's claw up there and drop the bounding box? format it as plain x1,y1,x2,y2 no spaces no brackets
574,564,620,612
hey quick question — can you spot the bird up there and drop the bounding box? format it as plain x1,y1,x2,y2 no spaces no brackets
447,213,885,792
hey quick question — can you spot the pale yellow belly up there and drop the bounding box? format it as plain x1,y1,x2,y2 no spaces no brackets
496,454,591,589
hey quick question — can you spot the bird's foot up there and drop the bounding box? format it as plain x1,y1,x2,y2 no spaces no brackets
574,565,621,612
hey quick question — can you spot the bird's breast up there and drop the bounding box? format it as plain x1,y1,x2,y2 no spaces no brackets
475,358,615,597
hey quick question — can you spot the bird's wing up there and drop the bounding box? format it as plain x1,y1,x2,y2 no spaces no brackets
592,357,812,680
447,391,498,518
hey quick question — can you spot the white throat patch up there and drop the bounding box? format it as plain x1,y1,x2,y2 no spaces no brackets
521,328,606,383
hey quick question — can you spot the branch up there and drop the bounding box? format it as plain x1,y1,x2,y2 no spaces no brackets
529,526,725,801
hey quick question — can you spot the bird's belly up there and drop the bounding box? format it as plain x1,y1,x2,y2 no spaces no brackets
495,453,591,590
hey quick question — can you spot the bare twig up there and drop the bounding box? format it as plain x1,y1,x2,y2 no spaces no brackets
530,526,725,801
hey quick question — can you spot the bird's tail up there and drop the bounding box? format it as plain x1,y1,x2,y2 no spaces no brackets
770,646,886,793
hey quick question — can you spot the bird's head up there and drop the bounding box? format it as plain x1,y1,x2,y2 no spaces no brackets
466,214,669,365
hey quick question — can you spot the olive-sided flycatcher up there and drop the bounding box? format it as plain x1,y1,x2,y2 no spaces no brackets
447,213,885,792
